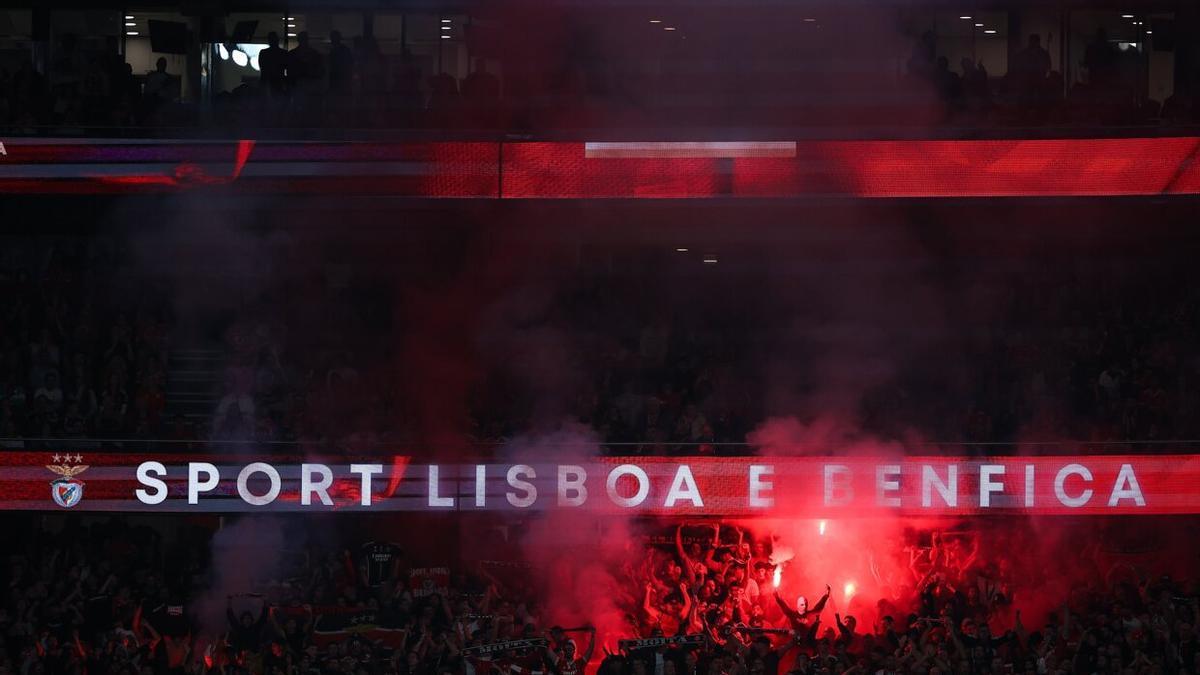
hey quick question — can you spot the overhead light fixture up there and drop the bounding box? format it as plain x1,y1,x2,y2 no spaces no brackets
984,29,997,34
442,18,451,23
232,50,248,66
288,23,295,28
675,247,689,252
287,32,297,37
975,22,984,27
125,22,136,27
441,26,451,30
649,19,662,23
803,17,816,22
664,26,676,31
125,14,134,19
1121,14,1134,18
217,43,229,60
440,35,450,39
959,15,972,20
702,257,718,264
1129,42,1138,47
126,31,138,36
1146,30,1153,34
284,16,294,20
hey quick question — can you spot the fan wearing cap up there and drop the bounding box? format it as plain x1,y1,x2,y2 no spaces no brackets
547,626,595,675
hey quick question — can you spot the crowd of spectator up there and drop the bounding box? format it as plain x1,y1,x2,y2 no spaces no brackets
907,29,1189,126
177,247,1200,456
2,23,1199,133
1,229,1197,458
3,515,1200,675
0,238,173,444
0,34,187,129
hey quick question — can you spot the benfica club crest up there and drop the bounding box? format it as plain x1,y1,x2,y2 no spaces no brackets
46,455,88,508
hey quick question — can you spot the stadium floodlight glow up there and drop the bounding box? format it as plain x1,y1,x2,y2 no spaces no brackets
232,49,248,67
217,43,229,60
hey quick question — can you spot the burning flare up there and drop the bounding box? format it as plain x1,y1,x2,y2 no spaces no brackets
772,565,781,588
844,581,857,602
818,520,827,536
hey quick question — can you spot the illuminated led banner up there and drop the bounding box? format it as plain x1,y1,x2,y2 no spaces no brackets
0,453,1192,515
3,136,1200,197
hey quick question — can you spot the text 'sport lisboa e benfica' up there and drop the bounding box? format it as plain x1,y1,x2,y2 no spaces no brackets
3,453,1195,515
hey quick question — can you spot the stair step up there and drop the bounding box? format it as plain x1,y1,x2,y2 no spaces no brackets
166,345,225,423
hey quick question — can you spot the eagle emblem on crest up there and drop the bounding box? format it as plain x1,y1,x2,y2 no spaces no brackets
47,455,88,508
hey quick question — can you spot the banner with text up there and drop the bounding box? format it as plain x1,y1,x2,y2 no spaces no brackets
0,452,1192,515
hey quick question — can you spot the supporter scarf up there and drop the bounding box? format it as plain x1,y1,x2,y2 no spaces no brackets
618,634,707,651
463,638,550,656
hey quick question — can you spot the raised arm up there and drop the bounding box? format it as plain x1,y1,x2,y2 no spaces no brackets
775,592,801,623
268,606,285,637
582,626,597,664
946,619,966,657
644,583,661,622
810,585,832,616
676,525,696,584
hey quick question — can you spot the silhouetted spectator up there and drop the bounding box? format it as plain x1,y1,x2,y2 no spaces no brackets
101,36,130,102
935,56,961,107
1013,34,1052,105
427,71,460,120
462,58,501,105
960,58,990,113
1084,28,1118,90
258,32,288,99
287,32,324,91
143,57,172,103
288,32,324,125
327,30,354,95
906,30,937,83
